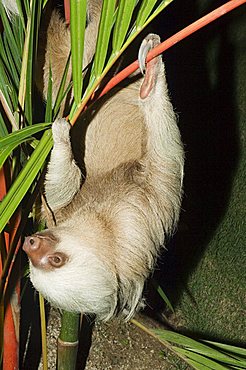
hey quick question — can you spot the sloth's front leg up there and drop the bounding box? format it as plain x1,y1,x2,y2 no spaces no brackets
45,119,82,212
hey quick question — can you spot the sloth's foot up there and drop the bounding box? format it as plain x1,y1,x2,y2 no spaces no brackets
138,34,161,99
52,118,71,145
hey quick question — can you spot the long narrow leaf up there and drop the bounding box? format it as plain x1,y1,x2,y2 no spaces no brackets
71,0,175,124
203,341,246,358
0,115,8,138
0,40,18,111
0,130,52,233
2,34,20,88
0,123,50,167
140,0,174,30
25,0,41,125
152,279,174,313
154,330,245,367
185,358,215,370
0,89,18,131
93,0,116,77
136,0,158,28
0,2,22,70
70,0,87,105
112,0,136,53
45,66,53,123
174,347,228,370
39,294,48,370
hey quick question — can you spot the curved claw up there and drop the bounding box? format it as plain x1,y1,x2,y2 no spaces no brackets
139,34,161,99
138,38,153,75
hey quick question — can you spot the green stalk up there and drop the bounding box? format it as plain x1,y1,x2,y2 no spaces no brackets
57,311,81,370
70,0,87,106
93,0,116,77
112,0,136,53
39,294,48,370
70,0,174,124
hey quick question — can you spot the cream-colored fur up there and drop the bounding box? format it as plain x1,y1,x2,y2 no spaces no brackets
31,33,184,321
1,0,18,15
2,0,102,112
4,0,184,320
41,1,102,105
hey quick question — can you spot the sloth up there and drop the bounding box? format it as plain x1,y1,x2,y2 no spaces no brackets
23,35,184,320
2,0,184,321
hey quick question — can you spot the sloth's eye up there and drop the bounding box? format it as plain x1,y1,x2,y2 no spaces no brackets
48,252,67,268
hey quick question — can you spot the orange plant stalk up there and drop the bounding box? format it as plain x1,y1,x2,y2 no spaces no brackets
99,0,246,98
64,0,70,25
69,0,245,126
0,167,20,370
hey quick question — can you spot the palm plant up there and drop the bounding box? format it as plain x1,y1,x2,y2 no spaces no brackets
0,0,245,369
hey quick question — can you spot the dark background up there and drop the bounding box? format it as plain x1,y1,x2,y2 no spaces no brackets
146,0,246,344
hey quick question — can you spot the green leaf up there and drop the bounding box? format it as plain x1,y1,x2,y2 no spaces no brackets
152,280,174,313
0,123,50,168
0,130,53,233
45,65,53,123
185,358,215,370
174,347,228,370
15,0,26,29
0,114,8,138
0,1,22,71
25,0,42,125
112,0,136,53
203,341,246,359
2,33,20,89
154,330,245,368
0,38,19,111
93,0,116,77
70,0,87,105
141,0,174,29
136,0,158,28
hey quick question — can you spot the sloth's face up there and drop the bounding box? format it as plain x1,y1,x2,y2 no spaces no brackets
23,227,118,320
23,230,67,270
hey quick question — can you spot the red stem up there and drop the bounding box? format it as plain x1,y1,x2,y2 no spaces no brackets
64,0,70,25
0,168,20,370
99,0,246,98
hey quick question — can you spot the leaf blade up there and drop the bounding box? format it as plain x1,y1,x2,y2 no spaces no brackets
112,0,136,53
0,130,52,233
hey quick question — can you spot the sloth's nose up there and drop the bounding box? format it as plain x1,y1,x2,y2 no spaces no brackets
23,236,40,254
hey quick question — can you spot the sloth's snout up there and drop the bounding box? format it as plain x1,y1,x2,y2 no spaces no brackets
23,235,50,268
23,233,67,270
23,236,40,253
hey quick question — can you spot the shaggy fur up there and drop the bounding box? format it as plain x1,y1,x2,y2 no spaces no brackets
1,0,18,15
4,0,184,320
24,37,184,320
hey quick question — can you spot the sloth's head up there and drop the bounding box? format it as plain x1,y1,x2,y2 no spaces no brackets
23,226,118,321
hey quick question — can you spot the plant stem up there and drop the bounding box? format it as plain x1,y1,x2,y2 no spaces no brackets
57,311,81,370
99,0,246,97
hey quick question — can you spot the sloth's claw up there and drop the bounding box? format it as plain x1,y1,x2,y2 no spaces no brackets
139,34,161,99
138,34,160,75
138,38,150,75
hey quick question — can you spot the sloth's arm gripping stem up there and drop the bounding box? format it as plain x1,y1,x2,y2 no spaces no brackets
45,119,82,211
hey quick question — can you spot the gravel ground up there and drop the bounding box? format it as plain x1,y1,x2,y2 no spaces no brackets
38,307,186,370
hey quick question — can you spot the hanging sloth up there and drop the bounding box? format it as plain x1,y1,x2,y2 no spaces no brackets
2,0,184,321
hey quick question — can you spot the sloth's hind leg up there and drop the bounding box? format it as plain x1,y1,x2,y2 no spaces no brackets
137,34,184,232
45,119,82,212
